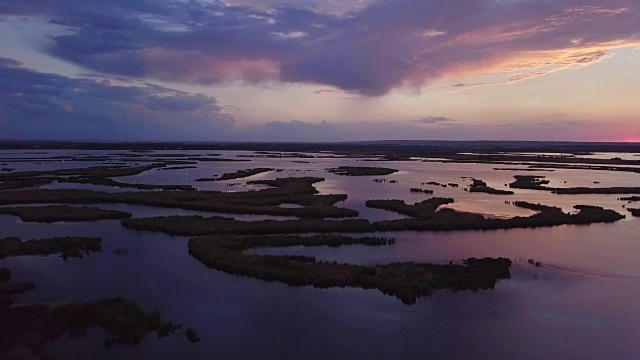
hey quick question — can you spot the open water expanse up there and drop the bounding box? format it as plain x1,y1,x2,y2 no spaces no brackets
1,149,639,359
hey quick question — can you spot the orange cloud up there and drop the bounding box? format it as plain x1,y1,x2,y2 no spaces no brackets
449,42,640,88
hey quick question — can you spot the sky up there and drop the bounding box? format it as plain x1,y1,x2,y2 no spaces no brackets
1,0,639,142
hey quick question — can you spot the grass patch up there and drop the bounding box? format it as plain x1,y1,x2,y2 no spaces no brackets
1,268,35,307
0,178,54,190
0,162,200,192
65,178,194,191
0,236,101,260
0,164,165,181
122,216,374,236
0,297,179,357
0,206,131,223
1,268,35,304
552,187,640,195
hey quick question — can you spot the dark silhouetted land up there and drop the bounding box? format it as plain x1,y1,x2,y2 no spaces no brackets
0,297,178,358
0,206,131,223
0,177,358,218
0,236,101,260
469,179,514,195
196,167,273,182
327,166,398,176
510,175,640,194
188,234,511,304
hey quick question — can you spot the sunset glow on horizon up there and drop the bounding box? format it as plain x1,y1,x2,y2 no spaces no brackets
1,0,639,142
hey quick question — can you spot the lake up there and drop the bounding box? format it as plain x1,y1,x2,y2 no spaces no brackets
1,149,639,359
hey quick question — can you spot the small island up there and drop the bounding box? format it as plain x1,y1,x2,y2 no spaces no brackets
468,179,514,195
188,234,511,304
0,297,179,358
195,167,273,182
371,200,625,231
509,175,640,194
508,175,550,190
410,188,434,194
327,166,398,176
628,208,640,217
366,198,454,217
1,264,189,358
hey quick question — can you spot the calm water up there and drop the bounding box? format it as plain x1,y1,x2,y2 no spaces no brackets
1,150,639,359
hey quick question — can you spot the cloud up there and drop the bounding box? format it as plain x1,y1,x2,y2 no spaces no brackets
0,58,631,142
2,0,639,95
314,89,345,95
414,116,456,125
0,56,234,140
144,93,221,112
239,118,627,142
224,0,374,15
0,56,22,67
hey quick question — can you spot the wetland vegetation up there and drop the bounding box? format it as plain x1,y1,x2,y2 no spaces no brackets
2,142,640,357
468,179,514,195
121,196,624,236
0,177,358,218
366,198,454,217
0,297,178,359
0,236,101,260
1,268,35,305
188,234,512,304
366,199,624,232
410,187,434,194
627,208,640,217
0,163,195,191
327,166,398,176
0,205,131,223
509,175,640,194
195,167,273,182
122,216,375,236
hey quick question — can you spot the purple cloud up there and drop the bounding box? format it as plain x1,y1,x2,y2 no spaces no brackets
1,0,640,95
0,56,234,140
0,57,632,142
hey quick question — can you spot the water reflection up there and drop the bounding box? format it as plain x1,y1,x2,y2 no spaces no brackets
1,150,639,359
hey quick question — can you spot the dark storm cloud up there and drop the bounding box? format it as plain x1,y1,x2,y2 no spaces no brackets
2,0,640,95
0,56,234,140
